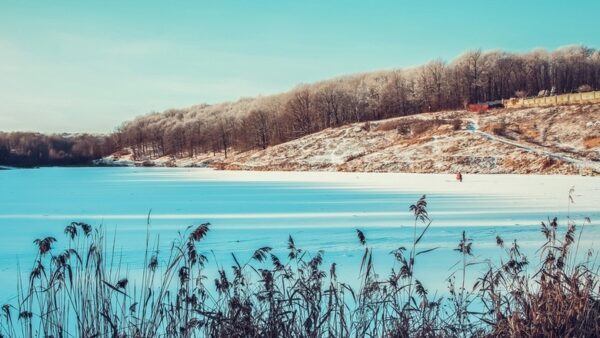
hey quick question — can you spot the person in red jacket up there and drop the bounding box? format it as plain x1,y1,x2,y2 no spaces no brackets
456,172,463,182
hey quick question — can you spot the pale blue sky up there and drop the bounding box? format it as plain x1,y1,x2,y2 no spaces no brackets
1,0,598,133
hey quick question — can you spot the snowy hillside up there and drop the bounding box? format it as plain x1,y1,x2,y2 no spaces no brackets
103,104,600,175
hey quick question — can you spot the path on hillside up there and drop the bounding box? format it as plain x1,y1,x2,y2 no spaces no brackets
467,118,600,173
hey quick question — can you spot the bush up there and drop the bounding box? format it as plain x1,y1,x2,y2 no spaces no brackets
482,122,507,136
2,196,597,337
583,136,600,149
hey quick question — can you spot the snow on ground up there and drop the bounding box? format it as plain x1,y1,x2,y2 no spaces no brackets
104,104,600,175
469,118,600,172
137,168,600,212
221,105,599,175
93,148,136,166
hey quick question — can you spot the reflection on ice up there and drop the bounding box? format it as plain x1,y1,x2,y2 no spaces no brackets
0,167,598,303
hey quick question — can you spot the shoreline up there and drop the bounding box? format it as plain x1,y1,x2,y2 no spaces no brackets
119,167,600,212
7,160,598,176
4,166,598,211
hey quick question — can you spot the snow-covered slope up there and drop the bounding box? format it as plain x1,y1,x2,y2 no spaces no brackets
107,104,600,175
224,105,599,175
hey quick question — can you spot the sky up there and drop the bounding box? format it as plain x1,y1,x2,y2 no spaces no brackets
0,1,598,133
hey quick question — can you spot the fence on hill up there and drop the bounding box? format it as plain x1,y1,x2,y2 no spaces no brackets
502,91,600,109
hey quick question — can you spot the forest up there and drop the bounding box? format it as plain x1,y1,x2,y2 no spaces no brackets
115,45,600,160
2,45,599,166
0,132,116,167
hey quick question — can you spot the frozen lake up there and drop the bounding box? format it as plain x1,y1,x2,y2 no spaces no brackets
0,167,598,303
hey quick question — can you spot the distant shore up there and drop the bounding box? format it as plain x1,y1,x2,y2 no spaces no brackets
92,105,600,176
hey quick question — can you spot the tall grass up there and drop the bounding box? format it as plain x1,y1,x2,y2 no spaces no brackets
1,196,598,337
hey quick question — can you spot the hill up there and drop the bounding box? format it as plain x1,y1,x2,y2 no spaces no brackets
101,104,600,175
113,46,600,164
5,45,599,169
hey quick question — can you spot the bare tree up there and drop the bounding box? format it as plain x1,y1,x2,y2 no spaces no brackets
245,110,272,150
286,88,314,136
216,117,236,159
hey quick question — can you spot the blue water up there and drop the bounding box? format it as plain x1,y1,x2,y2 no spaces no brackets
0,167,598,303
